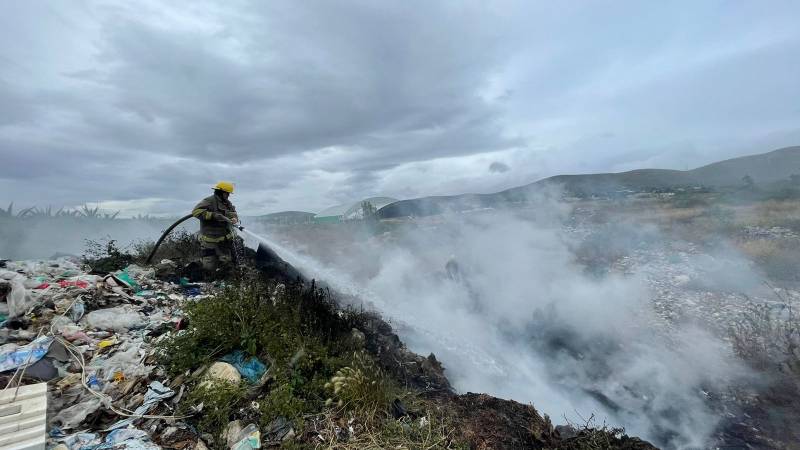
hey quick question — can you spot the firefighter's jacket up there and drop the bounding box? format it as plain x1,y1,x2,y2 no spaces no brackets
192,195,238,242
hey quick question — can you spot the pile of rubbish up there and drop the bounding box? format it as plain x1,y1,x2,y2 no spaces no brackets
0,257,267,450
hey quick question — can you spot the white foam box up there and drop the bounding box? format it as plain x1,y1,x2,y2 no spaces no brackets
0,383,47,450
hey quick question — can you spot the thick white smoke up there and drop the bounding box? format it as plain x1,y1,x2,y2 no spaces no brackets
0,219,196,260
252,201,749,449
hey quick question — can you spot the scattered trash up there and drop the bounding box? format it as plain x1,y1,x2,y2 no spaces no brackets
97,337,118,349
58,280,90,289
0,256,207,447
184,286,202,296
70,301,85,322
263,416,294,445
51,398,103,430
7,279,32,317
112,270,140,292
225,420,244,448
231,423,261,450
94,343,151,381
50,429,102,449
0,335,54,372
99,428,161,450
87,374,103,391
107,381,175,431
200,362,242,388
84,306,144,331
221,350,268,384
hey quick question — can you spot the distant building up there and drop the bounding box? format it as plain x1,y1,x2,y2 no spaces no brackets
313,197,398,223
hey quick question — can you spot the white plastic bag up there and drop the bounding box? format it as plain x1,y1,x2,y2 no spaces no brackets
84,306,144,331
7,279,33,317
93,343,153,381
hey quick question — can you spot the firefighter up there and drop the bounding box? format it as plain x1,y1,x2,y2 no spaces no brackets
192,181,239,278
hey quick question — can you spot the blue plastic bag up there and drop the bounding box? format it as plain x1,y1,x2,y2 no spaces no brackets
221,350,268,384
0,336,54,372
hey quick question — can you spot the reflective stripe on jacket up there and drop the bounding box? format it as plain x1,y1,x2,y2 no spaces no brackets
199,232,236,243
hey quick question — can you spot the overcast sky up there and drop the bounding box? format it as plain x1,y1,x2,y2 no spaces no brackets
1,1,799,216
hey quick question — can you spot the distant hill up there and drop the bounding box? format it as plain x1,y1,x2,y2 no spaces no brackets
377,146,800,218
254,211,315,224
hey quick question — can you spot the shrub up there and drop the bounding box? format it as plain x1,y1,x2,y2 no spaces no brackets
132,229,201,264
729,296,800,375
82,237,134,273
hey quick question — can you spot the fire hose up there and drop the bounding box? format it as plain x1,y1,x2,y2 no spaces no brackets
145,213,245,264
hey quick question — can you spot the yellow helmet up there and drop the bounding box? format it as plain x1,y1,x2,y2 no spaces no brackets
213,181,235,193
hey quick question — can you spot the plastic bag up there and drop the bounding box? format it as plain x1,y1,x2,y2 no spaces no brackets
7,279,34,317
50,429,102,449
0,335,54,372
94,343,152,381
114,270,141,292
51,398,103,430
71,301,85,322
98,428,160,450
221,350,268,384
106,381,174,431
125,264,155,281
232,424,261,450
84,306,144,331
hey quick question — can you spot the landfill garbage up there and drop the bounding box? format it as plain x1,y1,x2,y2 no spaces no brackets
107,381,175,431
59,280,90,289
84,306,144,331
231,423,261,450
87,374,103,390
7,278,32,317
50,428,102,449
113,270,141,292
70,301,85,322
124,264,155,280
97,428,161,450
93,342,152,382
25,356,59,380
97,337,118,349
1,256,226,448
225,421,244,448
0,335,54,372
221,350,268,384
184,286,202,296
201,362,242,388
51,398,104,430
263,416,294,444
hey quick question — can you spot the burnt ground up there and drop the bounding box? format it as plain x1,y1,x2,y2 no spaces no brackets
355,304,659,449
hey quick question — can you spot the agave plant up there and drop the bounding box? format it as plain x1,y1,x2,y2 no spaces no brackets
0,202,12,218
16,206,37,218
57,208,81,218
79,204,101,218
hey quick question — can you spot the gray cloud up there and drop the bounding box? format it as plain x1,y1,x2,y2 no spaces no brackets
1,0,799,215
